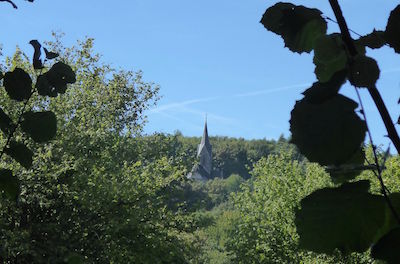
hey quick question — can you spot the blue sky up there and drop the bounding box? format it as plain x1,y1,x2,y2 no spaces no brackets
1,0,400,150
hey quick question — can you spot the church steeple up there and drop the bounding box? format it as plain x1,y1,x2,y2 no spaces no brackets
187,117,213,180
198,116,211,157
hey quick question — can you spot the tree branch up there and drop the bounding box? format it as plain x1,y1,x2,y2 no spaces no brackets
0,0,18,9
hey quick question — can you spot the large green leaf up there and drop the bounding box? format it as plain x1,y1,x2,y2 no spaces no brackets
4,141,33,169
21,111,57,142
349,55,380,88
296,180,388,254
0,107,13,134
371,227,400,264
385,5,400,53
3,68,32,101
313,34,347,82
290,94,366,166
0,169,19,200
260,2,327,53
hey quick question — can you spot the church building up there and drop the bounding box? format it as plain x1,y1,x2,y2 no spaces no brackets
187,119,212,181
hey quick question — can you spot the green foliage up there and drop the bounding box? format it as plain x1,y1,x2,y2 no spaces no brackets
228,153,372,263
290,94,366,166
296,180,389,254
0,36,207,263
313,34,347,82
260,2,327,53
262,1,400,261
0,39,75,202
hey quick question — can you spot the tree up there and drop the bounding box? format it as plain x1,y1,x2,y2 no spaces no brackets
228,153,371,263
0,35,201,263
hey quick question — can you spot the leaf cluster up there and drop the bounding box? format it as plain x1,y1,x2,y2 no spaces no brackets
261,1,400,262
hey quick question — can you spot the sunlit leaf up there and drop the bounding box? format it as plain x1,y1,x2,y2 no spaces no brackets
29,39,43,69
296,180,388,254
385,5,400,53
3,68,32,101
290,94,366,166
0,107,13,134
313,34,347,82
21,111,57,142
349,55,380,88
302,70,347,104
356,30,386,49
4,141,33,169
260,2,327,53
0,169,19,200
371,227,400,264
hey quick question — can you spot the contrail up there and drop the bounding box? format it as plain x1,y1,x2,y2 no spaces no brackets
149,96,219,113
234,83,311,97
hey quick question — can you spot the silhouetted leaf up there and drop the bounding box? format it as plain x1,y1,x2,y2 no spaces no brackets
296,180,388,254
385,5,400,53
313,34,347,82
46,62,76,94
290,94,366,166
3,68,32,101
0,71,3,80
0,107,13,134
371,227,400,264
0,169,19,200
43,47,59,59
349,55,380,88
29,39,43,69
36,74,57,97
356,30,386,49
302,70,347,104
4,141,33,169
21,111,57,142
260,2,327,53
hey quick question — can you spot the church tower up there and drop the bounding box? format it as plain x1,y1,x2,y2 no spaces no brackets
187,118,213,181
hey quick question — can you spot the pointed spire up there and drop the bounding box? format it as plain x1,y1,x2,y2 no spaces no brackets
201,115,211,150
